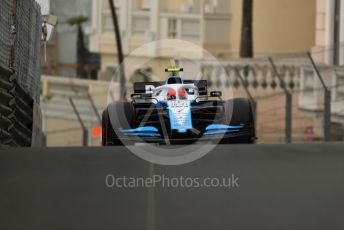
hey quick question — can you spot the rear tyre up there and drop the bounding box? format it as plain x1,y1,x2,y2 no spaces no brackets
102,102,134,146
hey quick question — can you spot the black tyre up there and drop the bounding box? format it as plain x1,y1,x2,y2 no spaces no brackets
222,98,256,143
102,102,134,146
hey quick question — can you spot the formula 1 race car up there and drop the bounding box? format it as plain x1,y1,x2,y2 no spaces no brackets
102,67,256,145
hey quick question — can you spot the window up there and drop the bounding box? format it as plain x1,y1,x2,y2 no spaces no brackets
335,70,344,99
168,19,177,38
301,68,315,91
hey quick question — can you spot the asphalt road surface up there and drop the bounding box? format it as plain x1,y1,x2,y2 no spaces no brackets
0,143,344,230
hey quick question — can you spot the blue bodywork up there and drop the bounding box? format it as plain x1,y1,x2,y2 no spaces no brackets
204,124,245,135
120,126,161,137
120,103,244,138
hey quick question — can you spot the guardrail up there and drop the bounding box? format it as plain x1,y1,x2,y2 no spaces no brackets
0,65,36,147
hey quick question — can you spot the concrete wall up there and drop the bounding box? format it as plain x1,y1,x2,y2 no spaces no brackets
41,75,112,147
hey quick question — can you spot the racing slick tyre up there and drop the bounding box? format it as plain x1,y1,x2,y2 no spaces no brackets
102,102,134,146
222,98,256,144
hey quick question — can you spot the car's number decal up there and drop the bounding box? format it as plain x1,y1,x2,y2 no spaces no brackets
168,100,192,130
170,100,188,109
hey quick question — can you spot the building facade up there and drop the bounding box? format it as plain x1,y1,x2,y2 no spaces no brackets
313,0,344,65
297,0,344,141
89,0,316,81
41,0,94,77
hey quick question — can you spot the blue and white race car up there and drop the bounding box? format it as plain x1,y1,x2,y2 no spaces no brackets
102,67,256,145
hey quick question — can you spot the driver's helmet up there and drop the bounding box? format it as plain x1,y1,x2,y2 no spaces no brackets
167,89,176,100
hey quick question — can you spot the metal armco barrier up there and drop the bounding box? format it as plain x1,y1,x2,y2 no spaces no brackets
0,144,344,230
0,66,34,147
0,66,15,146
31,102,43,147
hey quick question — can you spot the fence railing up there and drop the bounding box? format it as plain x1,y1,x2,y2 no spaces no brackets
196,52,344,143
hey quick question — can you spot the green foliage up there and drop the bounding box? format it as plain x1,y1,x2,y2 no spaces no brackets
66,16,88,26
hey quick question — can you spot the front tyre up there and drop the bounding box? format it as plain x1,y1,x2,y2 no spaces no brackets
222,98,256,144
102,102,134,146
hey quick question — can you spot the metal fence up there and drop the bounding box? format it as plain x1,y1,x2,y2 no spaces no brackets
0,0,42,147
0,0,41,102
199,51,344,143
14,0,42,102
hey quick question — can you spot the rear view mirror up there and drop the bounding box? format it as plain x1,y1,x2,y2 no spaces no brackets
210,91,222,97
186,88,195,95
131,93,152,100
131,94,142,100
